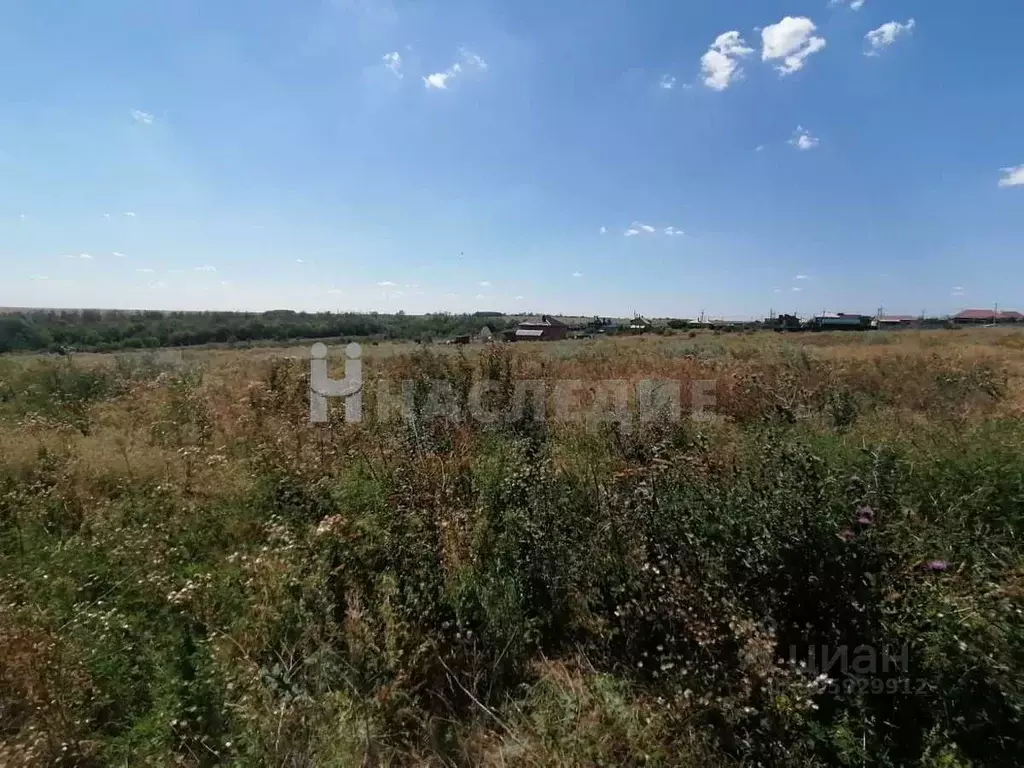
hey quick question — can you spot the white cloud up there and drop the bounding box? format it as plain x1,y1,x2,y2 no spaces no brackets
599,226,607,234
761,17,827,75
572,271,583,278
790,126,820,150
65,253,93,260
18,213,28,221
377,280,396,287
382,51,403,79
30,274,48,280
423,49,486,89
327,288,343,294
479,280,491,287
831,0,866,10
640,224,656,233
700,31,754,91
513,295,524,301
112,251,125,257
998,165,1024,188
103,213,111,219
659,74,677,90
194,265,217,272
136,268,154,273
123,211,137,217
664,226,684,236
792,286,803,292
795,274,810,280
865,19,916,56
755,144,765,152
295,258,306,263
459,48,487,71
131,109,154,125
773,288,783,293
624,228,640,237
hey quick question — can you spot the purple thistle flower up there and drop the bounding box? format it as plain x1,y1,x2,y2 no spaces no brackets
924,560,949,572
856,505,875,525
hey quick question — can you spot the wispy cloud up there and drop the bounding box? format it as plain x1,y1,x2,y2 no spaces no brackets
659,74,677,90
423,48,487,89
194,265,217,272
377,280,397,287
30,274,48,280
295,258,306,264
790,126,820,150
755,144,765,152
18,213,28,221
572,271,583,278
479,280,491,287
123,211,137,217
112,251,125,258
792,286,803,292
700,31,754,91
831,0,866,10
865,19,916,56
998,165,1024,188
382,51,403,79
103,213,111,219
599,226,607,234
761,17,827,76
664,226,684,236
624,228,640,237
773,288,783,293
795,274,810,280
136,268,154,273
131,109,154,125
65,253,93,260
513,295,524,301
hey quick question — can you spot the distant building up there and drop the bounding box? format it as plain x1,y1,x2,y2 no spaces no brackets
629,316,653,333
808,313,873,331
953,309,1022,325
513,315,568,341
874,314,918,328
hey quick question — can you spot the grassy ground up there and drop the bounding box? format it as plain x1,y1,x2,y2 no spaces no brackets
1,329,1022,766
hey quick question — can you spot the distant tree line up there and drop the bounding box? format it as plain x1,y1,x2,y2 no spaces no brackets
0,309,516,353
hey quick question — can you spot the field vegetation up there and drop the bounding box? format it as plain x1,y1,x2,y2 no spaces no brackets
1,329,1023,766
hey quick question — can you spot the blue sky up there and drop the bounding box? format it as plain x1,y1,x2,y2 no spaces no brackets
1,0,1022,318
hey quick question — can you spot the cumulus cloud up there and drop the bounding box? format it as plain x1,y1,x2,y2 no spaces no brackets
382,51,403,78
423,48,486,89
624,228,641,237
640,224,656,233
131,109,154,125
790,126,820,150
997,165,1024,188
761,17,827,75
865,19,916,56
664,226,684,236
701,31,754,91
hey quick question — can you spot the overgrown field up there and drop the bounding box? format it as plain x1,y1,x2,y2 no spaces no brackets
2,330,1023,766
